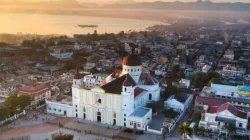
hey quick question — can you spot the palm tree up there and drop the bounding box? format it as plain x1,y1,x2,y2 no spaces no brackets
178,122,192,140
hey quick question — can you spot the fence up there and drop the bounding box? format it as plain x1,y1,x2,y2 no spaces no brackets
0,110,26,126
147,126,163,134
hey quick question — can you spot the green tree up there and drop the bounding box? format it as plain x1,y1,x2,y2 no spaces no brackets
164,84,180,99
18,95,31,110
146,101,164,113
118,31,125,37
207,70,220,80
225,123,236,138
191,112,201,123
4,95,19,116
207,78,221,86
53,134,74,140
172,65,185,79
178,122,192,140
90,67,98,74
162,109,179,119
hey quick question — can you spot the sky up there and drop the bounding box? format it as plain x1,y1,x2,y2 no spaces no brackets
5,0,250,4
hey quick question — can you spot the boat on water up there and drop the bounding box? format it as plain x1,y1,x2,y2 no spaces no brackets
77,25,98,28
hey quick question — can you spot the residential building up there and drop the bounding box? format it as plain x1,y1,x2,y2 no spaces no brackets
82,73,108,89
199,103,248,132
18,84,51,109
164,93,193,113
50,49,73,60
46,95,73,117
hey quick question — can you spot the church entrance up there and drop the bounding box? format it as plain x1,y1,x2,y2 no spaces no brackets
97,111,101,122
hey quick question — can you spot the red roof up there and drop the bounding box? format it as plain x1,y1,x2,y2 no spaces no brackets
18,84,49,96
207,103,247,119
196,96,229,106
134,88,145,98
19,84,48,92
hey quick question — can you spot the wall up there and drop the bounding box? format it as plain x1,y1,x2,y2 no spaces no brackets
147,126,163,134
46,101,73,117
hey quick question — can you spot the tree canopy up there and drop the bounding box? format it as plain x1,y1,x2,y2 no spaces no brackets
162,109,179,119
192,70,221,88
0,95,31,121
178,122,192,139
53,134,74,140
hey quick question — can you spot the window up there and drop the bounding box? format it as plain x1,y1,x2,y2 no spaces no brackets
131,69,133,72
48,107,51,110
124,123,126,127
98,99,102,104
83,107,86,112
239,123,242,127
124,118,126,121
75,105,77,108
138,69,139,71
76,113,78,117
124,114,126,117
59,109,61,112
53,108,56,111
137,123,141,127
149,94,152,100
124,88,127,92
114,112,116,118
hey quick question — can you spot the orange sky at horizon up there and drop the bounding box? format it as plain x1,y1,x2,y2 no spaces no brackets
9,0,250,4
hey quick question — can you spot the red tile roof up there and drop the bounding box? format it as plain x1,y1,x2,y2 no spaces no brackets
134,88,145,99
18,84,49,96
196,96,230,106
207,103,247,119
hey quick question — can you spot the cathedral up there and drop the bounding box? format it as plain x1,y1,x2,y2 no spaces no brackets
72,50,160,130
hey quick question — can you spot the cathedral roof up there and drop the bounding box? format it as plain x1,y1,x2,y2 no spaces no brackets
102,74,135,94
122,54,141,66
123,74,136,87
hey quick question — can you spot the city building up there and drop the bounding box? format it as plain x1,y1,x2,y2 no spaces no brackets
46,95,73,117
50,50,159,131
199,103,248,132
18,84,51,109
50,49,73,60
82,73,108,89
164,93,193,113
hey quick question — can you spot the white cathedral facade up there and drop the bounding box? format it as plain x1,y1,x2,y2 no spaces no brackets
47,51,161,130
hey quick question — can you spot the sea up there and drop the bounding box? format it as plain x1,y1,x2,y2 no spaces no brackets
0,13,167,35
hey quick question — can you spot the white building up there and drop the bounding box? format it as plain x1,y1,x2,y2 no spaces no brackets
18,84,51,109
82,73,108,89
179,79,190,89
202,65,212,73
50,49,73,60
46,51,160,130
199,103,248,132
164,93,193,113
71,51,160,130
46,95,73,117
220,65,246,78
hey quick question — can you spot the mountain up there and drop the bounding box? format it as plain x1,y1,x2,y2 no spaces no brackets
105,0,250,12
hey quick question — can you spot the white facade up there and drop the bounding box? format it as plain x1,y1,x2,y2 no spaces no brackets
199,103,248,132
50,50,73,60
179,79,190,88
46,98,73,117
164,93,193,113
82,74,107,89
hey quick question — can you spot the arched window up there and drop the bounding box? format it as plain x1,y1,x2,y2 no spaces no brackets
124,88,127,92
131,69,133,72
83,107,86,112
113,112,116,118
149,94,152,100
98,99,102,104
138,69,140,72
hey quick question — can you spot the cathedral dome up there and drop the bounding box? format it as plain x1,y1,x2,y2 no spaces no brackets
122,54,141,66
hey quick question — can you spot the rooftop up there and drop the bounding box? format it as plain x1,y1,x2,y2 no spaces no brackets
46,95,72,106
207,102,247,119
130,107,151,118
